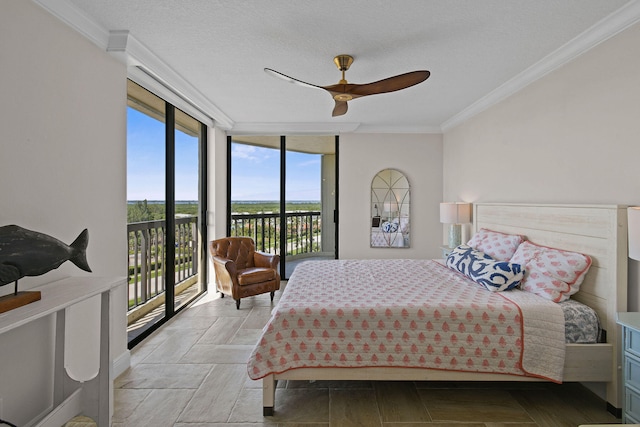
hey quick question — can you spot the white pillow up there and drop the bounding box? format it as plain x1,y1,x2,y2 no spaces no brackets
510,241,592,302
467,228,524,261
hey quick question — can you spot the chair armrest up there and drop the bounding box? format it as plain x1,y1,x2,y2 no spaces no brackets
254,251,280,269
212,255,237,275
212,255,238,295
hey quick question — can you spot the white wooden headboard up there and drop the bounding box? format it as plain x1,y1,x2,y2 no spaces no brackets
474,203,628,407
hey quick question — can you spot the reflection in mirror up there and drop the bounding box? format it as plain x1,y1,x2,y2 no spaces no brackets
371,169,410,248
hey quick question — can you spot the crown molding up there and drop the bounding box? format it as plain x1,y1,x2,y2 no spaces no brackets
33,0,234,129
229,122,442,135
33,0,110,48
441,0,640,132
355,124,442,134
107,30,233,129
229,122,361,135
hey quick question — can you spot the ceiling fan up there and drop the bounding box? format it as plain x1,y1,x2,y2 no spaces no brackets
264,55,430,117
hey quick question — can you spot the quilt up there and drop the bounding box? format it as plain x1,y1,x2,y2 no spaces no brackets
247,259,566,382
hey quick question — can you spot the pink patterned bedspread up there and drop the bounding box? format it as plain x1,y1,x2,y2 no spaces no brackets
247,259,565,382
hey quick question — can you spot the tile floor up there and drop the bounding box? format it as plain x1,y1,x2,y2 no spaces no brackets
113,283,621,426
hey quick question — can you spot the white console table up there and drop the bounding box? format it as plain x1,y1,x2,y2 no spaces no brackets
0,276,126,427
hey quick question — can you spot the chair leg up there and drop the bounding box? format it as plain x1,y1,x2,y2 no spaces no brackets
270,291,275,301
235,299,241,310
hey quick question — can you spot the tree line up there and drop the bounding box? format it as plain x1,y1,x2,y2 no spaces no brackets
128,200,321,223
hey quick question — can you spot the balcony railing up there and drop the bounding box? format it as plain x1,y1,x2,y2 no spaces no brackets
127,216,198,311
126,211,320,314
231,211,322,256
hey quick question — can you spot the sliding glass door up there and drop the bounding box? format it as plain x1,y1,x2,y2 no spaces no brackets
228,135,337,279
284,136,337,277
126,80,207,347
229,136,282,260
172,108,207,313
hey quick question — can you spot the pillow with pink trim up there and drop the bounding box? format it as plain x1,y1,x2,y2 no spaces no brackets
467,228,524,261
509,241,592,302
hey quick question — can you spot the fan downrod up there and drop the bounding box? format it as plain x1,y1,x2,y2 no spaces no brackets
333,54,354,95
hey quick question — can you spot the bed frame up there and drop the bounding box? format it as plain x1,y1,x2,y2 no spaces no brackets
261,203,628,415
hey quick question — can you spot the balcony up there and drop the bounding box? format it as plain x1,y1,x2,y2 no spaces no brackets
230,210,321,255
126,216,201,340
126,210,327,339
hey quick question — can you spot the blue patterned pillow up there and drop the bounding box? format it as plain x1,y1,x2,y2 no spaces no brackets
445,245,525,292
381,221,399,233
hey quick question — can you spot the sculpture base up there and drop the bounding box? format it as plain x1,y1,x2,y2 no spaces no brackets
0,291,41,313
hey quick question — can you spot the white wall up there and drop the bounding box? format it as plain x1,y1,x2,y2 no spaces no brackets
207,126,227,290
443,22,640,205
339,133,443,260
321,153,337,254
442,22,640,310
209,127,228,241
0,1,127,424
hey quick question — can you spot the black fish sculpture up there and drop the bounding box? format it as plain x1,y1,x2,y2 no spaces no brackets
0,225,92,291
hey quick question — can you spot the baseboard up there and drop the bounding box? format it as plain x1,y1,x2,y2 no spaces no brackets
24,404,53,427
112,349,131,379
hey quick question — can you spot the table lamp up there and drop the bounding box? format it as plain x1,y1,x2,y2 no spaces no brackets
440,202,472,248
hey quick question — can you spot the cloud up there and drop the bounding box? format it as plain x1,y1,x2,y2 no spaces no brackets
296,158,321,168
232,144,271,162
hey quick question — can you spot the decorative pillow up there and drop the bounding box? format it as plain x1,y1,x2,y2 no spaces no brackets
509,241,592,302
446,245,524,292
467,228,524,261
381,221,399,233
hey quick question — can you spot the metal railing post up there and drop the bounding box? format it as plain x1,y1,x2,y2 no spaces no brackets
141,228,149,305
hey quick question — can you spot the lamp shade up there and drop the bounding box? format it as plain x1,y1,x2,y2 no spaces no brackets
440,202,472,224
628,207,640,260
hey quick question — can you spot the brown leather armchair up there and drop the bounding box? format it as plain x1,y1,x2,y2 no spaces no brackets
209,237,280,309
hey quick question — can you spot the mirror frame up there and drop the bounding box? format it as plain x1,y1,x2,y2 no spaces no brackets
370,168,410,248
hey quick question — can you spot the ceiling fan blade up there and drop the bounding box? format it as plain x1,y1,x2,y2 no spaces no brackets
332,100,348,117
264,68,324,90
350,70,430,97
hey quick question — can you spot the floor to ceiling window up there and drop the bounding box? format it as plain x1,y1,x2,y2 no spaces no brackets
228,135,338,279
126,80,207,347
229,136,282,259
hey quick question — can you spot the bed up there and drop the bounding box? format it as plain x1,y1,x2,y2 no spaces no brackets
249,203,628,415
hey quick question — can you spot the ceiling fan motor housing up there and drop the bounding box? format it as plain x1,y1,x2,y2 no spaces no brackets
333,54,354,71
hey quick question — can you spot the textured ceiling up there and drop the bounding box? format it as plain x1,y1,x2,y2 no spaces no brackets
60,0,633,133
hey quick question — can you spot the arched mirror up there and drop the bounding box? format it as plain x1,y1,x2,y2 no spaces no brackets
371,168,410,248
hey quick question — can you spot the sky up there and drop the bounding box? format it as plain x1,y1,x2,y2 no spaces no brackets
231,143,321,201
127,107,321,201
127,107,199,200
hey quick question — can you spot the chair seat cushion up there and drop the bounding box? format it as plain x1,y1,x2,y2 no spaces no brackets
238,267,277,286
